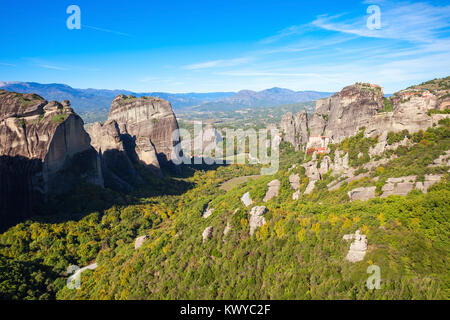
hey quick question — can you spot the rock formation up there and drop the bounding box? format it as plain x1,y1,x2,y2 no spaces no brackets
87,94,179,190
202,226,213,242
203,205,214,219
135,235,150,250
0,90,103,230
241,192,253,207
381,175,443,197
280,110,309,151
86,120,147,191
280,82,449,150
343,230,368,263
348,186,376,201
249,206,267,235
263,179,280,202
108,95,180,164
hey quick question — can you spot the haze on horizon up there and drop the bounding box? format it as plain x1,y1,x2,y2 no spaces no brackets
1,0,449,94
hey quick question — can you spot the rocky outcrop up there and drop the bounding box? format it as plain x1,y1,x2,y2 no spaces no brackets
263,179,280,202
135,235,150,250
86,120,147,191
304,180,316,195
289,174,300,190
280,110,309,150
108,95,180,164
289,174,301,200
223,222,231,236
241,192,253,207
429,150,450,167
381,176,417,197
87,94,179,189
182,123,223,157
309,83,384,142
343,230,368,263
281,82,449,150
348,186,376,201
415,174,443,193
249,206,267,235
202,226,213,242
203,205,214,219
0,90,103,231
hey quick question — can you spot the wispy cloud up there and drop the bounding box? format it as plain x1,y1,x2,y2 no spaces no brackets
0,62,16,67
84,25,132,37
38,64,68,71
183,57,253,70
259,24,313,44
312,2,450,43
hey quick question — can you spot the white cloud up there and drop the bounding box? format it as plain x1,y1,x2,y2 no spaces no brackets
183,57,253,70
38,64,68,71
312,2,450,43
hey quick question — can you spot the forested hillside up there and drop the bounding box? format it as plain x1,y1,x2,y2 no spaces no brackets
1,119,448,300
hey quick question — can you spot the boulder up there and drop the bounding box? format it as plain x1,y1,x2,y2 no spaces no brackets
241,192,253,207
343,230,368,263
203,205,214,219
202,226,213,242
249,206,268,235
263,179,280,202
135,235,150,250
348,186,376,201
304,180,316,195
381,176,417,197
223,222,231,236
415,174,443,193
289,174,300,190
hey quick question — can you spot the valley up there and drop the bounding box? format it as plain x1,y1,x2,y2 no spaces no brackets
0,77,449,300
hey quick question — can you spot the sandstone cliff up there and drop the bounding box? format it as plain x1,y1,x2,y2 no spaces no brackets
108,95,180,163
0,90,103,230
281,81,449,150
280,110,308,151
86,94,179,190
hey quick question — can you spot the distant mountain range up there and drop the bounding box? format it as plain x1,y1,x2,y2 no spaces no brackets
0,81,234,112
194,87,333,111
0,81,333,117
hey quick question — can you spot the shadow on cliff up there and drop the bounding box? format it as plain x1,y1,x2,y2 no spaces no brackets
0,155,45,233
0,154,198,232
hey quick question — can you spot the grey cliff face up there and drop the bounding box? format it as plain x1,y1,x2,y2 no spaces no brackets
108,95,180,163
281,82,448,150
0,90,103,230
280,110,308,151
86,94,181,191
309,83,384,142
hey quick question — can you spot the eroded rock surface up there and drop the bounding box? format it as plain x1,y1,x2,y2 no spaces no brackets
241,192,253,207
348,186,376,201
203,205,214,219
343,230,368,263
381,176,417,197
135,235,150,250
0,90,103,230
280,110,309,150
263,179,280,202
202,226,213,242
108,95,180,164
249,206,267,235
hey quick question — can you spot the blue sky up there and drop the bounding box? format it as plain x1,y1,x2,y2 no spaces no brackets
0,0,449,93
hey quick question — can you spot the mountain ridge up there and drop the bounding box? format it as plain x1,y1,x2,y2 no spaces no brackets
0,81,333,114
